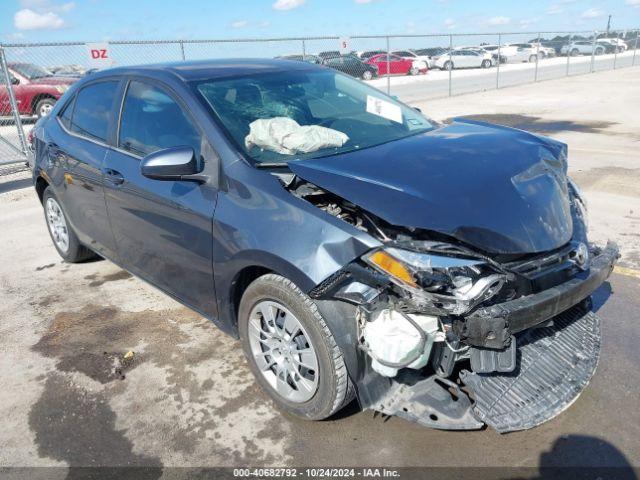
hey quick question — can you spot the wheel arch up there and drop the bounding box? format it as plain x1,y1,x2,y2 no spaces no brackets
35,175,49,204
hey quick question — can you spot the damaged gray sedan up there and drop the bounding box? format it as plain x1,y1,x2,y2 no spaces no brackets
32,59,619,432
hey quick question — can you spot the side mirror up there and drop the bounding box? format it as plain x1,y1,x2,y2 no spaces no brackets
140,146,208,183
11,76,19,85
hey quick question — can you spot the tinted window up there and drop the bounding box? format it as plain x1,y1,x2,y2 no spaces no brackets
118,81,201,157
70,81,119,142
58,96,75,129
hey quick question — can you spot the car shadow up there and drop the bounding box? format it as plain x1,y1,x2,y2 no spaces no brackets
507,434,637,480
0,177,31,194
591,281,613,313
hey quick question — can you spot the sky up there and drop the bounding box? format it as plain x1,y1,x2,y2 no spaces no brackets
2,0,640,45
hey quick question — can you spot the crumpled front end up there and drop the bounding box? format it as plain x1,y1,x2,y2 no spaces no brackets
286,168,619,432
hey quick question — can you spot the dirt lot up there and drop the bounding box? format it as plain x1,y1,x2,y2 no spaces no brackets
1,67,639,477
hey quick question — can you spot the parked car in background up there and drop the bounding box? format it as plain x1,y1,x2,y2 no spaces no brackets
365,53,427,75
560,41,606,56
358,50,386,61
413,47,448,57
31,58,619,433
477,45,508,64
49,64,87,77
595,40,619,54
433,49,493,70
528,42,556,58
501,43,539,63
318,51,342,61
323,55,378,80
1,63,76,118
392,49,433,68
277,54,321,64
596,38,627,52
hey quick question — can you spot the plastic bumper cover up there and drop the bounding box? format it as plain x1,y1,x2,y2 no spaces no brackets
458,241,619,349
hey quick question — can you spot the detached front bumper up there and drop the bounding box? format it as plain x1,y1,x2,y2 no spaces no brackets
358,242,619,432
457,241,619,349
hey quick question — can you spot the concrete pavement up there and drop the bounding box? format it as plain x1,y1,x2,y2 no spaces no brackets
0,66,639,475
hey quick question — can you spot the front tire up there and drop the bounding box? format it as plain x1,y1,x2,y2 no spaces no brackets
362,70,373,80
409,66,419,75
238,274,354,420
42,187,95,263
35,98,56,119
570,48,580,57
443,60,453,71
528,54,538,63
481,59,492,68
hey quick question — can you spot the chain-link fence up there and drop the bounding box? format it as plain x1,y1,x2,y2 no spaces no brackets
1,28,639,167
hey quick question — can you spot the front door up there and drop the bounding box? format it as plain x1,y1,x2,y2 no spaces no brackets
103,79,217,317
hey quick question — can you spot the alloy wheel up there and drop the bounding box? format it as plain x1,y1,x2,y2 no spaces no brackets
247,300,319,403
45,197,69,253
39,102,54,117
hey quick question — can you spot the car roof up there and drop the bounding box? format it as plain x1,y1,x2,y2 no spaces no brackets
85,58,317,83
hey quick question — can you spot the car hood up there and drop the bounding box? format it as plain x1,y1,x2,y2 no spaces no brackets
288,119,573,255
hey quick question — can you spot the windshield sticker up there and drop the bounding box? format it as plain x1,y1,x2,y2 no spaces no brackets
366,95,403,124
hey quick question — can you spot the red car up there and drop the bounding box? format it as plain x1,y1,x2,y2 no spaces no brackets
1,63,77,118
365,53,428,75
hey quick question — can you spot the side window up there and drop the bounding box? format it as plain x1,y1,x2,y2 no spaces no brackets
70,81,119,142
118,81,201,158
58,96,75,129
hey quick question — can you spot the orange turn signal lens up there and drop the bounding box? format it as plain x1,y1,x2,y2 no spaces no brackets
367,250,417,287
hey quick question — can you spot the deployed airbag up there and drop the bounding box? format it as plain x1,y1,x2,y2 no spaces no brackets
245,117,349,155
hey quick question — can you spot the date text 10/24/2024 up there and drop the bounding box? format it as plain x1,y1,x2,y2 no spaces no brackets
232,468,401,478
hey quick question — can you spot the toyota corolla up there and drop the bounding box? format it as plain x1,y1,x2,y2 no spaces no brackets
30,59,618,432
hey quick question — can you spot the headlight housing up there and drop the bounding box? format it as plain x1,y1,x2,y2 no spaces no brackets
363,246,506,315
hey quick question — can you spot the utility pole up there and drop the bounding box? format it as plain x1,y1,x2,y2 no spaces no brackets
606,15,611,35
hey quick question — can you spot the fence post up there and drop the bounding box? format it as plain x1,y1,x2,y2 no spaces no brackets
496,33,501,89
386,36,390,95
448,34,453,96
534,33,540,82
0,46,29,158
179,40,185,61
590,31,597,73
634,32,639,66
565,33,572,76
613,32,619,69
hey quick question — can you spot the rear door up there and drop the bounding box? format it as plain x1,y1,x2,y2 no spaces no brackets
49,79,121,257
103,78,217,317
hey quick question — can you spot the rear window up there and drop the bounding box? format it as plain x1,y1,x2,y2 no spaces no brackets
69,81,119,142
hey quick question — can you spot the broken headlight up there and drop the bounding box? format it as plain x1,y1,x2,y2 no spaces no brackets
363,247,506,315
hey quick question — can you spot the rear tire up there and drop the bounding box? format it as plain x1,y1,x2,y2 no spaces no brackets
443,61,453,71
570,48,580,57
409,66,419,75
42,187,95,263
528,54,537,63
238,274,354,421
481,59,492,68
362,70,373,80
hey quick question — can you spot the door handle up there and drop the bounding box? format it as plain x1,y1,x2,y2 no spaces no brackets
103,168,125,185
